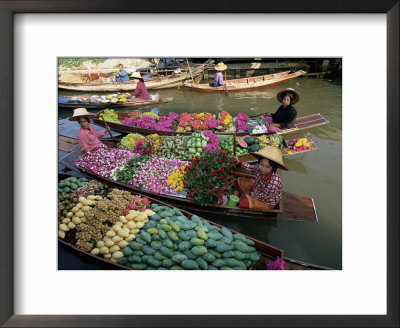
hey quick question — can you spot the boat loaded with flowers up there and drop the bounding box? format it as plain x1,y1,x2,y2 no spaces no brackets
58,93,174,109
58,173,327,270
92,109,329,137
59,138,318,221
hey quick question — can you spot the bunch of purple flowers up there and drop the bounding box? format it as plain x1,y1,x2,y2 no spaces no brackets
203,131,220,152
236,112,249,132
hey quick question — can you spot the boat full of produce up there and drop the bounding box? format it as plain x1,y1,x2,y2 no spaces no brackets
58,139,318,221
58,174,327,270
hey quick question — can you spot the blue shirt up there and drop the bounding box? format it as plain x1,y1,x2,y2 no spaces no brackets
119,69,130,82
214,71,226,87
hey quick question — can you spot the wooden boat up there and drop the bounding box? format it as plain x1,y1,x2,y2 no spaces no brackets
58,59,213,92
92,111,329,137
58,96,174,109
58,149,318,222
58,134,318,162
184,70,307,92
58,173,327,270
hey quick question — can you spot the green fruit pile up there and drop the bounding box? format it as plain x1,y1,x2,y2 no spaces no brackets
117,204,261,270
218,136,234,154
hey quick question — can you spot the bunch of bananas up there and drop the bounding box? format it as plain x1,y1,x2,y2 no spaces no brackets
257,135,269,148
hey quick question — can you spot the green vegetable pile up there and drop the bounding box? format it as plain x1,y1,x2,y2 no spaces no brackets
159,135,187,159
218,136,234,154
186,132,208,158
117,205,261,270
99,109,120,123
119,133,144,150
112,155,152,184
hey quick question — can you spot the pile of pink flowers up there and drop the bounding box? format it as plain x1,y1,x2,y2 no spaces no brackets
74,147,134,178
236,112,249,132
203,131,220,152
121,117,134,126
128,156,187,195
154,113,177,132
132,116,157,129
267,257,286,270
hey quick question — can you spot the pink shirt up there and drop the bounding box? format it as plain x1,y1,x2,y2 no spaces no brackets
131,80,150,100
78,125,107,152
240,162,283,207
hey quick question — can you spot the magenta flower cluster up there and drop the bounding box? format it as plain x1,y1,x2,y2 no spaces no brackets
203,131,220,152
154,115,175,132
128,156,186,195
131,116,157,129
121,117,134,126
74,147,134,178
208,118,218,129
267,256,286,270
236,112,249,132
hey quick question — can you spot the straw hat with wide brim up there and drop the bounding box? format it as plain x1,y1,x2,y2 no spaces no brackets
250,145,288,170
214,62,227,71
68,108,96,121
130,72,144,80
277,88,300,105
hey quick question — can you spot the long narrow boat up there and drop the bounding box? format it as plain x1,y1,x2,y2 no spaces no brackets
184,70,307,92
92,111,328,137
58,60,213,92
58,148,318,222
58,173,328,270
58,96,173,109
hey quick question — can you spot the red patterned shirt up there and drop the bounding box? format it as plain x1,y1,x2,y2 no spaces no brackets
240,162,283,207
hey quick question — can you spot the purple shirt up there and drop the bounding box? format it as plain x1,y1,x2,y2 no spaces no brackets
131,80,150,100
214,71,226,87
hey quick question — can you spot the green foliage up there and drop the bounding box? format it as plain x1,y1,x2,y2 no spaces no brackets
58,57,107,69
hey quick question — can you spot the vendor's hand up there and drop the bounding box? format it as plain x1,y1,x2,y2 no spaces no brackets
106,126,111,132
234,155,240,162
270,123,281,128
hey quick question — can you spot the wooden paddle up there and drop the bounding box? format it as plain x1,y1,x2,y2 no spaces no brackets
186,58,194,83
101,116,113,138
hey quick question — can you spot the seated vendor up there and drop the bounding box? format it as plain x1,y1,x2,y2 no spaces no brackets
235,146,287,210
68,107,110,153
114,64,130,82
130,72,150,100
213,62,227,87
264,88,299,132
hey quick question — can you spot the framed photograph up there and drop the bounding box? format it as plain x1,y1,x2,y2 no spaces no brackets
1,1,398,327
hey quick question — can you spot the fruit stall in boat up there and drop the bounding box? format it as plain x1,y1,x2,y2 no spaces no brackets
184,70,307,92
58,93,174,109
91,109,329,137
58,139,318,222
58,173,328,270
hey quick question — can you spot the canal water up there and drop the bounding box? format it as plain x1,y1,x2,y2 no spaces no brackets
58,77,342,269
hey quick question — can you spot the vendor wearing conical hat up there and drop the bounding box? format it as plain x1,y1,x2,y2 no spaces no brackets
68,108,110,153
130,71,150,100
234,146,287,210
213,62,227,87
264,88,300,132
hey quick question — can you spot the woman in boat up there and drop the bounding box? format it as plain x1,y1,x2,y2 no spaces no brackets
114,64,130,82
264,88,299,132
130,71,150,100
68,107,110,153
213,62,227,87
234,146,287,210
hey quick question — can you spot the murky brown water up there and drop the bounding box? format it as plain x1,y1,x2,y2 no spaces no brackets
59,77,342,269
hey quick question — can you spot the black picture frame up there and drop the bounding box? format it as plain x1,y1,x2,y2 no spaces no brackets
1,1,398,327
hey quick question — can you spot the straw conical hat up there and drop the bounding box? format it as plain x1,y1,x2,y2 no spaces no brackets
250,145,288,170
277,88,300,104
214,62,227,71
68,108,96,121
130,71,143,80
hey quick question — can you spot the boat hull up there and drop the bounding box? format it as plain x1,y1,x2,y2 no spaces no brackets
185,70,307,92
58,97,173,109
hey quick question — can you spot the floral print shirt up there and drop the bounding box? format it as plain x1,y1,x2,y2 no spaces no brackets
240,162,283,207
